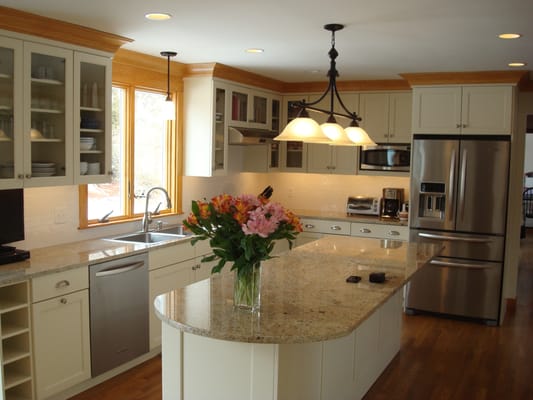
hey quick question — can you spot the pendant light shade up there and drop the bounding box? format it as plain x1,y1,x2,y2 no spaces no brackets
274,24,375,146
160,51,177,121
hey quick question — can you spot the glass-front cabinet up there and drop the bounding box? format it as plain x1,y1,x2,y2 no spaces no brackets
0,37,22,189
23,42,73,187
229,88,269,129
74,52,111,183
213,86,227,172
268,97,281,170
280,97,307,172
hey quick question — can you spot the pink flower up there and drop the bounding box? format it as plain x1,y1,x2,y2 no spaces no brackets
242,206,280,238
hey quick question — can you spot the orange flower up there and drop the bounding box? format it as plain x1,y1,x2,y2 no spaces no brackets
197,201,211,219
211,194,232,213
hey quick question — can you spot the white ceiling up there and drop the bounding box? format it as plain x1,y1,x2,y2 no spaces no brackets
1,0,531,82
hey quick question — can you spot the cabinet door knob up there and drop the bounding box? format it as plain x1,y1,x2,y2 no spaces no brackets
330,225,342,231
55,279,70,288
304,224,315,229
360,228,372,233
25,173,31,179
388,230,400,236
60,298,67,304
456,123,461,128
17,174,24,179
462,124,467,128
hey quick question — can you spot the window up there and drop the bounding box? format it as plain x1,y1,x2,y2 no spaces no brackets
79,84,179,228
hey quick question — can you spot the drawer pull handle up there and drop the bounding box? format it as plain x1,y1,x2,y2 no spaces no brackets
60,298,67,304
330,225,342,231
388,231,400,236
55,280,70,289
360,228,372,233
304,224,315,229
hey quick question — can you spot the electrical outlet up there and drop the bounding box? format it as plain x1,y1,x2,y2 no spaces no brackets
54,207,67,224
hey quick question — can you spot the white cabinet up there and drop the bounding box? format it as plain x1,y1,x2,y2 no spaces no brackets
300,218,351,236
359,92,412,143
350,221,408,241
148,240,216,349
184,77,229,176
306,144,357,174
31,267,90,400
74,52,112,183
280,96,309,172
229,87,273,130
412,85,514,135
0,280,34,400
0,33,112,189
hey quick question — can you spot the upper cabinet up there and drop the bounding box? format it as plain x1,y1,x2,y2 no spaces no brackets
74,52,112,184
0,36,23,189
183,77,229,177
411,85,514,135
359,92,412,144
0,33,113,189
229,88,269,129
306,144,357,175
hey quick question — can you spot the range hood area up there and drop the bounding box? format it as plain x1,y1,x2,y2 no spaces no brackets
228,126,278,145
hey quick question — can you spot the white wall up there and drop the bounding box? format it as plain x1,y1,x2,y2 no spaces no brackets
12,173,409,250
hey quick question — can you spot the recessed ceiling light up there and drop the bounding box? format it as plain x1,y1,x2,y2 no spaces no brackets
145,12,172,21
499,33,522,39
245,48,264,54
508,62,527,67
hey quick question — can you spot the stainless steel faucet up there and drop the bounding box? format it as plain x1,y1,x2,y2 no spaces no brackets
142,187,172,232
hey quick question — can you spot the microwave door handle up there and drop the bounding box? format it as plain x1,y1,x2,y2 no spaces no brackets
448,149,456,223
458,148,467,221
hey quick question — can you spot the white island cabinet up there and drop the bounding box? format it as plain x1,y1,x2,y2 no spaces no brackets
31,266,90,400
155,235,442,400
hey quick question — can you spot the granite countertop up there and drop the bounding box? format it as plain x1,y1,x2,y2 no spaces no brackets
154,235,441,344
0,234,194,285
0,209,406,286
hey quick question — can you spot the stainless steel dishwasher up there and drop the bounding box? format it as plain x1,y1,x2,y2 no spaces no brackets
89,252,149,376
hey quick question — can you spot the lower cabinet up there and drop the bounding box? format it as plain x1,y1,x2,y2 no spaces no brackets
31,268,90,400
351,222,409,241
148,240,216,350
0,281,34,400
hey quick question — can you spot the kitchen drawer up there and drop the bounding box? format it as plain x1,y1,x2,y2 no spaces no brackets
301,218,351,235
149,241,195,270
351,222,408,241
32,266,89,303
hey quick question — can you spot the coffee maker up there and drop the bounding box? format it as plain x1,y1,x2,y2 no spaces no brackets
380,188,404,219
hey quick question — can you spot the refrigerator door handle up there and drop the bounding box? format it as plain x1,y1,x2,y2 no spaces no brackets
458,148,468,221
429,258,492,270
448,149,456,223
418,232,494,244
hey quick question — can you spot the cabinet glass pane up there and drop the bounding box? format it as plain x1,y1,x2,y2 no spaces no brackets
271,99,280,132
30,52,66,177
79,62,106,177
0,46,15,179
269,142,279,169
231,91,247,122
214,88,226,171
286,141,303,168
252,95,267,124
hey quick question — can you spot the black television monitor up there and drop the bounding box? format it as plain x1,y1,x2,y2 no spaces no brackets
0,189,25,248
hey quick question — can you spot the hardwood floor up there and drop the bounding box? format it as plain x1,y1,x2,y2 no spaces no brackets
69,233,533,400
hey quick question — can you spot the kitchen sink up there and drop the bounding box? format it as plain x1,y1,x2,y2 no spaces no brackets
108,231,190,244
157,225,187,235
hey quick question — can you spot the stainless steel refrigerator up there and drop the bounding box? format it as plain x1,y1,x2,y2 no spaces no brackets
406,134,510,325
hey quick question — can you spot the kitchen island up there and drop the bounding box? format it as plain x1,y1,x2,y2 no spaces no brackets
154,235,442,400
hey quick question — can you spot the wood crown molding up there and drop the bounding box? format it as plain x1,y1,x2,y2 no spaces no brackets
400,71,529,86
0,6,132,53
112,49,184,92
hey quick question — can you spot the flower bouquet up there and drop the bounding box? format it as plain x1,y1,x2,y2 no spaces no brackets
183,192,302,310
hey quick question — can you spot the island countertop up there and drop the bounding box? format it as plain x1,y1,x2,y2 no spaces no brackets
154,235,442,344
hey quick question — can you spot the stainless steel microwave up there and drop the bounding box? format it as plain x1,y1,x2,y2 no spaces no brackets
359,144,411,172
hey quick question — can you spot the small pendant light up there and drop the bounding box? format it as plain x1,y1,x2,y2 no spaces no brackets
160,51,177,120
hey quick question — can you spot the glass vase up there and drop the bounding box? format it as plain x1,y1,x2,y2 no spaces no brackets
233,264,261,312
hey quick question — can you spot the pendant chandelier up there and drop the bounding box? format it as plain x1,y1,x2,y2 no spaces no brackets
161,51,177,120
274,24,375,146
